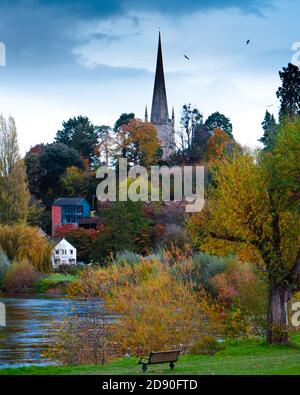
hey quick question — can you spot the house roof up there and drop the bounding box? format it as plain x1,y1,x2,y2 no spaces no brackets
53,238,76,250
52,198,87,207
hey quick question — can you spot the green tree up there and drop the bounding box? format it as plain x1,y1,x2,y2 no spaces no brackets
60,166,98,210
205,112,233,137
40,143,84,203
277,63,300,120
55,116,99,164
0,116,29,224
259,110,278,151
113,113,135,133
92,201,151,261
24,145,45,200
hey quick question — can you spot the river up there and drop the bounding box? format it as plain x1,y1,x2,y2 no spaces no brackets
0,296,86,369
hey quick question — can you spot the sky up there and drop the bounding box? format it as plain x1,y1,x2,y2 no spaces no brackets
0,0,299,154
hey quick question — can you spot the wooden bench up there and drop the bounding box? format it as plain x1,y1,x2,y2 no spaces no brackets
138,350,180,372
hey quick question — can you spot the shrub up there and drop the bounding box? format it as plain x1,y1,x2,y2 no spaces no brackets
4,261,40,293
191,253,228,295
113,251,142,266
47,299,112,365
189,336,226,355
105,259,217,356
211,260,267,336
67,268,105,298
54,264,85,276
0,248,10,287
158,224,190,250
169,252,227,296
65,259,222,354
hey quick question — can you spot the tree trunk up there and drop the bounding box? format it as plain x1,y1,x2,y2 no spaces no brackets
266,285,291,344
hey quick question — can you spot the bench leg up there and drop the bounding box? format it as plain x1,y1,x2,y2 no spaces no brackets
142,363,147,373
170,362,175,370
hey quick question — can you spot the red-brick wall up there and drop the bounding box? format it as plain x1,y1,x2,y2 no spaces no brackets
52,206,62,235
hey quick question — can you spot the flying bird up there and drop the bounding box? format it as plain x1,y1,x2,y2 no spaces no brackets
184,55,190,60
246,39,251,46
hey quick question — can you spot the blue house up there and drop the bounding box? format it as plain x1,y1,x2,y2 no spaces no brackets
52,197,90,234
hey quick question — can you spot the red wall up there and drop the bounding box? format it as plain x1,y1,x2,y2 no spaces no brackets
52,206,62,235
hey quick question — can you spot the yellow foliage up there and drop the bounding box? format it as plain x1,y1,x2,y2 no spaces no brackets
187,152,300,275
67,259,223,356
0,225,52,272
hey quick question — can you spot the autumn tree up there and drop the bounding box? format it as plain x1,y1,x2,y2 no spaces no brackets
59,166,98,211
95,125,113,166
0,224,52,272
0,116,29,224
114,118,160,167
206,128,238,162
187,118,300,344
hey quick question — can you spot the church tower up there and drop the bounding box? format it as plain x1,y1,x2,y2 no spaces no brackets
149,32,175,158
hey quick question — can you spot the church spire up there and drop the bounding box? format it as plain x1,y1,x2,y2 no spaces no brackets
151,32,169,124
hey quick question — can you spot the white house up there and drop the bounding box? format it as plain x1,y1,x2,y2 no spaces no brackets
51,238,77,267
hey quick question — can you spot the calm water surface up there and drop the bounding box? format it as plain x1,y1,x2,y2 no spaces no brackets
0,296,86,369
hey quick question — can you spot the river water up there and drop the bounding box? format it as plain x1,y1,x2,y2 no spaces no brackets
0,296,85,369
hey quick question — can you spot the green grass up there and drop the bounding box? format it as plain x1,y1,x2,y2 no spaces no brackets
35,273,77,293
47,273,77,282
1,338,300,375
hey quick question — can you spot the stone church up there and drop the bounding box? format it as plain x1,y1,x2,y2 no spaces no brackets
145,33,175,158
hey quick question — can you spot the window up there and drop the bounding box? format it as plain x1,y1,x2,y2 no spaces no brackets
55,250,59,255
70,249,73,255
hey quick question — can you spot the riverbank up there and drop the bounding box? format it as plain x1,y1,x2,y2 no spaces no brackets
1,339,300,375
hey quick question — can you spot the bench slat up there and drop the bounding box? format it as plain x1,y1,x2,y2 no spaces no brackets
149,351,179,364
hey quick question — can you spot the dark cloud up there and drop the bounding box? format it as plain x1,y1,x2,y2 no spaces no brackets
124,0,274,15
0,0,275,72
0,0,274,18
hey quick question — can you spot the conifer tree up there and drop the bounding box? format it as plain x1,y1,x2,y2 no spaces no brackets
259,110,278,151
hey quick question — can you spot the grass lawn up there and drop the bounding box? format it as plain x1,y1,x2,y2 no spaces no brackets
35,273,77,293
46,273,77,282
1,338,300,375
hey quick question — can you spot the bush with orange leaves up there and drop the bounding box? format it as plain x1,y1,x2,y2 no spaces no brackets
211,259,267,336
105,259,220,356
64,259,222,361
